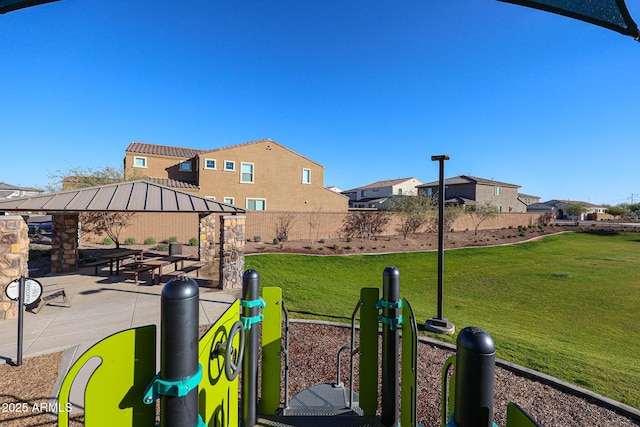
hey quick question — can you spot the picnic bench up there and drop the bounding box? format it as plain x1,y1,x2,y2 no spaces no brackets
81,259,111,275
122,264,157,285
161,262,207,282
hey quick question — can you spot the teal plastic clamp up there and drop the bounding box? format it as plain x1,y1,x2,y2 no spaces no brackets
241,313,264,330
240,297,266,309
378,313,403,330
143,364,203,404
376,299,404,310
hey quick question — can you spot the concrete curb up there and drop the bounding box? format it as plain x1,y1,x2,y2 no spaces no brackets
288,319,640,423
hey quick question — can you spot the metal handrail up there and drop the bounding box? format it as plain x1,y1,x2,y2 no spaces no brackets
336,345,352,386
282,300,290,409
349,300,363,408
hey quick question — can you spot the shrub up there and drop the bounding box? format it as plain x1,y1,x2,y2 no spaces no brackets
318,238,325,244
359,246,366,250
102,237,114,245
305,245,314,250
254,236,261,243
189,237,199,246
144,237,156,245
166,236,178,243
346,237,352,242
318,247,324,251
273,238,279,244
258,245,266,250
124,237,136,245
332,243,341,250
152,243,169,252
279,243,285,249
345,246,352,250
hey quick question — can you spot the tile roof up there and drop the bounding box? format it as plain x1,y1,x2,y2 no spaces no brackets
342,177,420,193
0,180,244,213
126,142,206,159
417,175,519,188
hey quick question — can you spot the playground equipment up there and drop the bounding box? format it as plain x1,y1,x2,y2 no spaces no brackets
56,267,541,427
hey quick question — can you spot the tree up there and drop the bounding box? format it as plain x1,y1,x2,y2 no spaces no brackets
306,206,323,243
47,165,143,248
341,210,390,240
466,202,499,235
604,205,629,220
274,213,295,242
383,194,436,240
564,203,587,222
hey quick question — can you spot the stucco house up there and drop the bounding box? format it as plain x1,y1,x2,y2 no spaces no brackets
544,199,607,220
0,182,43,202
342,177,423,209
416,175,531,213
123,139,348,212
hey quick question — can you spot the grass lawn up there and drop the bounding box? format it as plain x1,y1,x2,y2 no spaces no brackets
245,231,640,409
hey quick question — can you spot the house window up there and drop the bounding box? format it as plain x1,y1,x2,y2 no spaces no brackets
361,190,367,197
495,187,501,195
223,197,234,205
224,161,235,171
302,168,311,184
204,159,216,170
180,161,192,172
247,198,266,211
241,163,254,183
133,156,147,168
398,189,403,196
497,206,503,212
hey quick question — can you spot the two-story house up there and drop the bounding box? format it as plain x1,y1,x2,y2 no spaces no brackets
0,182,43,202
416,175,529,213
342,178,423,209
124,139,348,212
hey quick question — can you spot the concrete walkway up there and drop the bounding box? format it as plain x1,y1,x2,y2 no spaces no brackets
0,266,241,413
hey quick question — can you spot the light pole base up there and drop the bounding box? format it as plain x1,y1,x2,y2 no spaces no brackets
425,317,455,334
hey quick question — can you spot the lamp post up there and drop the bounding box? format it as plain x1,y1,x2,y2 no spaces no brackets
426,154,455,334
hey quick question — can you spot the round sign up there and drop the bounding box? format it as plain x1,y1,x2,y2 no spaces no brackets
5,278,43,306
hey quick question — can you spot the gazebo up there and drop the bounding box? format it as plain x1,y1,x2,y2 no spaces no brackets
0,180,247,289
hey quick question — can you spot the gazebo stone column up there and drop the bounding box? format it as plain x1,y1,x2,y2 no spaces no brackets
219,215,245,290
0,216,29,320
51,213,79,274
198,213,216,262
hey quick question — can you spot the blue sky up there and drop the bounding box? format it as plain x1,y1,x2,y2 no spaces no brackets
2,0,639,205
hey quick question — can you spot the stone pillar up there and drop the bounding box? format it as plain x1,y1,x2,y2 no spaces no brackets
219,215,246,290
198,213,216,263
0,216,29,320
51,213,79,274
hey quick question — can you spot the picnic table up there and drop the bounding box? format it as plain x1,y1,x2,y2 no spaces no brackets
99,249,144,276
139,255,196,285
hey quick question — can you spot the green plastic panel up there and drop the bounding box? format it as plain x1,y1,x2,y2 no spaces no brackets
261,287,283,415
198,299,241,427
506,402,542,427
57,325,156,427
401,298,418,427
441,355,456,427
358,287,380,416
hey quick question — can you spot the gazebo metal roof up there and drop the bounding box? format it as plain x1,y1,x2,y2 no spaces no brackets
0,180,245,214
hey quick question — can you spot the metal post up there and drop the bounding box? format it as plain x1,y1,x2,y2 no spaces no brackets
453,326,496,427
160,276,200,427
426,154,455,334
381,266,400,427
16,276,25,366
242,269,260,427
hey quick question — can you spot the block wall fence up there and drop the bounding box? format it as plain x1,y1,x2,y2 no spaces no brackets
78,211,553,246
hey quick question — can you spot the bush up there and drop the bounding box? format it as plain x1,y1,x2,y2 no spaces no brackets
305,245,314,250
254,236,261,243
152,243,169,252
346,237,352,242
144,237,156,245
124,237,136,245
258,245,266,250
332,243,341,250
318,238,326,244
273,238,279,244
102,237,114,245
345,245,352,250
189,237,199,246
166,236,178,243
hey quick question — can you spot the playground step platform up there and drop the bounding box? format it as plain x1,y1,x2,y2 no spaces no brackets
257,415,385,427
282,382,362,416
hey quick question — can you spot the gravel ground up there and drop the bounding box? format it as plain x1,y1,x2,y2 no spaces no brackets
1,323,637,426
